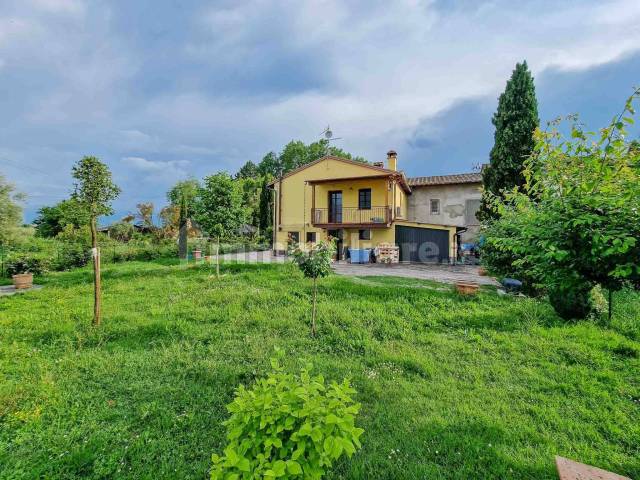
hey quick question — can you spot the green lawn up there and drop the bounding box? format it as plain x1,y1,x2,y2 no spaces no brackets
1,260,639,479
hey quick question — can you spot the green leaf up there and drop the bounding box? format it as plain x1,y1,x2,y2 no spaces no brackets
223,446,239,466
325,414,339,424
272,460,287,477
286,460,303,475
298,422,312,436
291,445,305,460
323,436,334,453
237,457,251,472
310,428,323,443
331,439,343,459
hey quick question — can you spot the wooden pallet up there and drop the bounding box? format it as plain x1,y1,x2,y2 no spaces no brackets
376,243,399,264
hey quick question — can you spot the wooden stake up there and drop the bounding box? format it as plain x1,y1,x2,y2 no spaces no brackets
90,217,101,326
216,239,220,278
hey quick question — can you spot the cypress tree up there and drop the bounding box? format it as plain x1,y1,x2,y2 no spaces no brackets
258,176,273,236
478,61,539,222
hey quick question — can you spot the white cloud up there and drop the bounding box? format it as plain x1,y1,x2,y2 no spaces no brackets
2,0,640,219
122,156,190,180
174,0,640,163
29,0,85,15
0,1,133,124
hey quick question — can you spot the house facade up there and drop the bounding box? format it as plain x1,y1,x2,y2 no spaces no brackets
270,151,481,263
407,173,482,243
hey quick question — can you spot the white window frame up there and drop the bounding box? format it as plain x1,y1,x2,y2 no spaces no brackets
430,199,441,215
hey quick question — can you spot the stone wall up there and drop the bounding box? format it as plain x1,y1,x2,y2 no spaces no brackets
407,183,482,242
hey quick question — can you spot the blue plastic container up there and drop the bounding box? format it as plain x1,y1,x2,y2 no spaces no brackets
349,248,371,264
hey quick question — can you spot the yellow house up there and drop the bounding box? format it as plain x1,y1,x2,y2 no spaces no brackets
269,151,459,263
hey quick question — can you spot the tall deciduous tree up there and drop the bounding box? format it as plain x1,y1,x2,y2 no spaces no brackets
136,202,154,229
482,89,640,320
256,152,281,178
237,177,261,230
167,179,200,260
235,161,259,180
194,173,246,238
479,61,539,221
0,173,24,246
34,198,89,238
194,172,247,276
71,156,120,326
257,140,365,178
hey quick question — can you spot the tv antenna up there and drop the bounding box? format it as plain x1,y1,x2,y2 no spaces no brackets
320,125,342,142
320,125,342,155
472,162,485,173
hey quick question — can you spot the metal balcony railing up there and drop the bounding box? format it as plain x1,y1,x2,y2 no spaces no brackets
311,206,391,226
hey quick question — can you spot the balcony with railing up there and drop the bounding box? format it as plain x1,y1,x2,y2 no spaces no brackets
311,206,392,228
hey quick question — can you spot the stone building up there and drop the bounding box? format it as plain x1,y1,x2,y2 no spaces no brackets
406,172,482,243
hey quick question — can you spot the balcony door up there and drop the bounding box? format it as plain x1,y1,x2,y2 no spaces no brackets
328,191,342,223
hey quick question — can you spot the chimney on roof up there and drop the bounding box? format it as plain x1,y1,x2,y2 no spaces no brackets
386,150,397,171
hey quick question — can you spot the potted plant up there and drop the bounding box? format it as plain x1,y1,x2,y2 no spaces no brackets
455,281,480,295
8,257,33,290
6,254,47,290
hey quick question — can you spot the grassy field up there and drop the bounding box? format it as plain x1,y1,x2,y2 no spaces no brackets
1,260,639,479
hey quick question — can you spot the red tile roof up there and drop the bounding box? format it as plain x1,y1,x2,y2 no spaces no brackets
267,155,412,193
407,172,482,186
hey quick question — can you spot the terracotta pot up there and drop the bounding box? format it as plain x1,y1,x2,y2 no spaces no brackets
455,281,479,295
12,273,33,290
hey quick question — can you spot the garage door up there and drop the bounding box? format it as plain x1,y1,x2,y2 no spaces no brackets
395,225,450,263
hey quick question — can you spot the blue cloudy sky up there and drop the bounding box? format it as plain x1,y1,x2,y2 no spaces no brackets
1,0,639,222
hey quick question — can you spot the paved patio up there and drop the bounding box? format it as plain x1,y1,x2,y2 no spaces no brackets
332,262,500,286
0,285,43,297
215,251,498,286
216,250,286,263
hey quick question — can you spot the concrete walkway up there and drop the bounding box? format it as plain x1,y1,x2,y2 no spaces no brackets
215,251,497,286
332,262,500,286
216,250,286,263
0,284,43,297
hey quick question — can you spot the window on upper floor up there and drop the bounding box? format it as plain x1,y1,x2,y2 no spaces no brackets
358,188,371,210
430,199,441,215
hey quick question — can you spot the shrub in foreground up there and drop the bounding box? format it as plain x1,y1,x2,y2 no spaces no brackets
211,351,363,479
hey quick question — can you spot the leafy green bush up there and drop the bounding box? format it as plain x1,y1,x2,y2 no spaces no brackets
482,90,640,319
108,242,177,263
211,351,363,479
480,218,544,296
54,243,91,271
109,222,135,242
111,248,137,262
6,253,50,276
548,284,594,321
